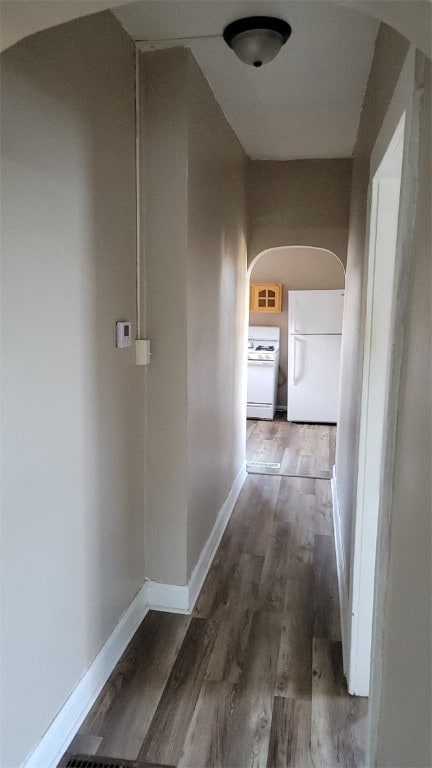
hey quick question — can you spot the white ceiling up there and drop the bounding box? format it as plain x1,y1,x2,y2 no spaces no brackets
113,0,379,160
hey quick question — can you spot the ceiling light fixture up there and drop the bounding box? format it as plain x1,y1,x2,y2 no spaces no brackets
223,16,292,67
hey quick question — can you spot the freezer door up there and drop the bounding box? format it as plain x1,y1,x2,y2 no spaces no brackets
288,290,344,334
287,334,341,423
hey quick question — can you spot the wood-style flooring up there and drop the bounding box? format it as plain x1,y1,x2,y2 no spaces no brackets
246,415,336,479
62,422,367,768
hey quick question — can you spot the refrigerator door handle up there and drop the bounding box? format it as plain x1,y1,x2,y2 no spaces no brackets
293,335,299,385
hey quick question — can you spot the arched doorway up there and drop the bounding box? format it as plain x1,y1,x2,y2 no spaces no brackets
247,245,345,412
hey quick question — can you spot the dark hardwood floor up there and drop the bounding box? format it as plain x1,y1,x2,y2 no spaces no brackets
62,422,367,768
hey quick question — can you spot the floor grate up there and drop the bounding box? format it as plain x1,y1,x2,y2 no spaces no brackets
246,460,281,469
60,756,174,768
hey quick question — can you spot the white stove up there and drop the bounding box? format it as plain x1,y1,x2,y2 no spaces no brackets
247,326,280,420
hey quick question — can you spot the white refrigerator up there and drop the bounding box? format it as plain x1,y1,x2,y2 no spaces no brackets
287,289,344,423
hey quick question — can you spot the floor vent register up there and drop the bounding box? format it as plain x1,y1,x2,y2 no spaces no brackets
59,755,174,768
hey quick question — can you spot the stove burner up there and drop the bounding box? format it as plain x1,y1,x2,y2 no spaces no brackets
255,345,275,351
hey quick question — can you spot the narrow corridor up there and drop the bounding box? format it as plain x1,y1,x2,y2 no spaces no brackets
62,423,367,768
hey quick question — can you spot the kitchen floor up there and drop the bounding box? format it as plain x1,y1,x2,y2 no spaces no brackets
61,421,367,768
247,412,336,479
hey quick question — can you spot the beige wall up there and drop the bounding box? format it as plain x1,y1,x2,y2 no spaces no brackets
140,48,189,585
140,48,248,584
374,58,431,768
186,54,247,576
335,26,410,584
249,247,345,407
0,13,145,767
247,158,352,267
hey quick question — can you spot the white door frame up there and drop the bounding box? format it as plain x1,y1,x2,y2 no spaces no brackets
347,48,423,699
348,114,405,697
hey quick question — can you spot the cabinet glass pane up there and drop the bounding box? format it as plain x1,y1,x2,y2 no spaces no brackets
258,299,266,307
268,299,275,307
268,290,275,297
258,289,266,297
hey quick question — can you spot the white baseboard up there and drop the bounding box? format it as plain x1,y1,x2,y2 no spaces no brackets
21,463,247,768
145,463,247,614
331,467,349,676
144,579,189,613
21,584,149,768
188,463,247,611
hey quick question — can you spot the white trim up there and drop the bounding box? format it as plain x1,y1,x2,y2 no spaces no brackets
144,579,189,613
145,463,247,614
21,584,149,768
367,49,423,767
20,463,247,768
349,109,406,699
331,468,349,678
188,463,247,611
247,244,346,277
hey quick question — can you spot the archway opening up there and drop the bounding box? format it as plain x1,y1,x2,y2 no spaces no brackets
247,245,345,409
246,245,345,476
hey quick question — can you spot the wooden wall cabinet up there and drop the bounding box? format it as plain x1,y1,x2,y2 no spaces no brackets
250,283,283,313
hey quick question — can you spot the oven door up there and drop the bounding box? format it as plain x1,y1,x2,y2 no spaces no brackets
247,359,275,405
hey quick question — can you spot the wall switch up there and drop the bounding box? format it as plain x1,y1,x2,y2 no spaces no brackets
135,338,151,366
116,321,132,348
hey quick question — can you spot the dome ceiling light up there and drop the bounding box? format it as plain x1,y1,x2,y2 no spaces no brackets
223,16,292,67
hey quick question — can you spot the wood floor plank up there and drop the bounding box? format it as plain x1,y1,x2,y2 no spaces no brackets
279,425,301,476
277,565,314,700
206,553,264,683
309,426,331,474
247,419,256,439
329,427,337,467
241,474,280,557
74,611,191,760
210,522,245,613
287,505,314,571
313,534,341,641
257,521,292,611
267,697,312,768
261,436,286,465
66,733,103,755
222,610,281,768
275,476,315,525
193,501,246,618
138,617,217,766
312,479,334,536
177,681,235,768
311,639,368,768
192,557,221,619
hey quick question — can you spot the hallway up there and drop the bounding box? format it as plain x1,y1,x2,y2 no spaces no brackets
63,424,367,768
2,7,430,765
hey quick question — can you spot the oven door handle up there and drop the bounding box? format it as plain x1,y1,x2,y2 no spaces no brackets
248,360,274,366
